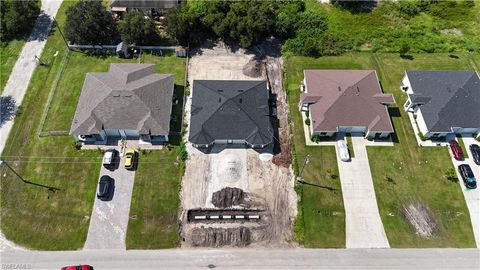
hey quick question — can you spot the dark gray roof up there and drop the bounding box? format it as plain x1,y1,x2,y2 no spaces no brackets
70,63,173,136
188,80,273,146
406,70,480,132
110,0,178,9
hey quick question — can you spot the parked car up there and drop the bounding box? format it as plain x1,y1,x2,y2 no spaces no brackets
458,164,477,189
61,265,93,270
449,140,464,161
102,149,118,170
337,140,350,162
97,175,113,200
124,148,137,170
470,144,480,165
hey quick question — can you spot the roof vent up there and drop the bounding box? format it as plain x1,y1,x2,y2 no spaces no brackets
218,97,221,103
338,86,341,92
113,94,120,97
217,89,224,92
238,90,244,92
239,98,243,103
357,86,360,92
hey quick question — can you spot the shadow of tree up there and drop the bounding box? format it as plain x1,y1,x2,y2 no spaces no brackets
0,95,17,127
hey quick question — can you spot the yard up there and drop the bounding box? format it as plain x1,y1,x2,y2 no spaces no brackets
285,57,346,248
285,52,477,248
0,0,187,250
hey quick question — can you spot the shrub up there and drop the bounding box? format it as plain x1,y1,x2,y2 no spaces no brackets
305,110,309,118
311,134,320,143
418,132,426,141
305,118,311,126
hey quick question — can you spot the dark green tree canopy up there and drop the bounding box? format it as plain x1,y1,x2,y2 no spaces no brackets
64,0,116,45
0,0,40,42
118,10,159,45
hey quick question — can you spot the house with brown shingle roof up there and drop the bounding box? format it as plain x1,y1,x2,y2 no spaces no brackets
299,70,395,139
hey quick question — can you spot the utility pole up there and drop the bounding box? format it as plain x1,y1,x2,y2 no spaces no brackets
296,154,311,184
52,17,70,50
0,160,60,192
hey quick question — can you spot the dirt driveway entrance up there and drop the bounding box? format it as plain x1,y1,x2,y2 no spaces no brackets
180,41,296,248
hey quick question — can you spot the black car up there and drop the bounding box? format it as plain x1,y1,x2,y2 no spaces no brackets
97,175,113,200
458,164,477,189
470,144,480,165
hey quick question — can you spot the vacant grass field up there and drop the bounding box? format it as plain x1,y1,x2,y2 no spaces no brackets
0,1,102,250
285,56,347,248
369,53,476,247
0,0,187,250
1,39,27,94
306,0,480,53
285,52,477,248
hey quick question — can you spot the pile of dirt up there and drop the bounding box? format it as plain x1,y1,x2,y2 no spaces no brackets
191,227,251,247
211,187,246,208
402,203,439,238
242,59,263,78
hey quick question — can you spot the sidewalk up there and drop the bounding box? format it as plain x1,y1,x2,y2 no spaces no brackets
0,0,63,252
0,0,63,156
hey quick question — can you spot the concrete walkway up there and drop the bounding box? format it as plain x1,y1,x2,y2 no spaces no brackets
0,0,63,252
0,0,63,155
84,157,136,250
336,136,390,248
449,137,480,247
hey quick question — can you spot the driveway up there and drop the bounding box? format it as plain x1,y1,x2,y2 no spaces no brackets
336,136,390,248
449,137,480,247
84,156,136,250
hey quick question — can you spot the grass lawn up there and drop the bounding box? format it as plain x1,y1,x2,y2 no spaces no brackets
1,0,187,250
0,1,102,250
368,53,476,247
1,39,26,94
126,55,186,249
285,52,477,248
285,56,349,248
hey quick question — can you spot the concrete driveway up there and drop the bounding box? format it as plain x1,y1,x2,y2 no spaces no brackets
84,156,135,250
336,136,390,248
449,137,480,247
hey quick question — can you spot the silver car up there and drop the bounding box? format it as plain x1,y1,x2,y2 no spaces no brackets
337,140,350,162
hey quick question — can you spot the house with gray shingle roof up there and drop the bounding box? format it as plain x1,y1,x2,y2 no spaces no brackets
299,70,395,139
70,63,174,144
188,80,274,149
402,70,480,139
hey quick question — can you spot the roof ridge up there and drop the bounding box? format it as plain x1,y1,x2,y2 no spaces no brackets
195,80,230,100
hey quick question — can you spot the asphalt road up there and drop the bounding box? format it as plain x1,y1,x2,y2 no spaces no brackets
1,248,479,270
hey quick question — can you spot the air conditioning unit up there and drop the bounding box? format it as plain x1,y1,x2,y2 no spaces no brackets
400,86,409,92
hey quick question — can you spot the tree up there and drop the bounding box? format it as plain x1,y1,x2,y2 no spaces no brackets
118,10,159,45
0,0,40,42
275,2,305,38
64,0,116,45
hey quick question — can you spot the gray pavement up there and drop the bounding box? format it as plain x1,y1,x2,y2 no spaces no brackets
0,0,63,155
336,136,390,248
83,156,136,250
1,248,479,270
450,137,480,247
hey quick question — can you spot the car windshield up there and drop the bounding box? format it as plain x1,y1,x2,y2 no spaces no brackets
465,167,474,177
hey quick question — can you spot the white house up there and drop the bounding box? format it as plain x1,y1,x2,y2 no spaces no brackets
402,70,480,139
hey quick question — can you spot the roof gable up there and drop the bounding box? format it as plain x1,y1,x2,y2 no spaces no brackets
70,63,174,136
188,80,273,146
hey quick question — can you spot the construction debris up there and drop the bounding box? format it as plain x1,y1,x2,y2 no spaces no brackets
191,227,251,247
402,202,439,238
211,187,246,208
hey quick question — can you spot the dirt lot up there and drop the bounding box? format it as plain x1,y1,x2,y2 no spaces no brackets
180,41,297,248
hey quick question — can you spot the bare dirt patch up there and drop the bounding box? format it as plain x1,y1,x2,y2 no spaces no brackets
180,41,296,248
402,202,440,238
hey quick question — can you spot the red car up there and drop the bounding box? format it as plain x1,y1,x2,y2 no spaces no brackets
61,265,93,270
449,140,464,161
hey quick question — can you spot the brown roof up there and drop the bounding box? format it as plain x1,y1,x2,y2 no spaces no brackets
301,70,394,133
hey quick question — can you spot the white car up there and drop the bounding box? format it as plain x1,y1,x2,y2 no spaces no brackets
337,140,350,162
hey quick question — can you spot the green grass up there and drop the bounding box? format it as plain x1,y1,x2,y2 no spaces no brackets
369,53,476,247
1,39,27,94
346,136,355,158
285,56,349,248
285,52,477,248
42,52,186,132
456,136,469,159
306,0,480,53
0,1,102,250
0,0,187,250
